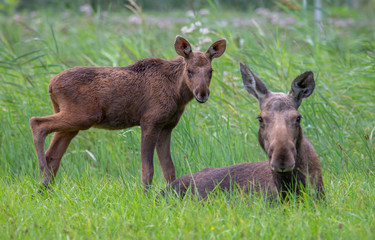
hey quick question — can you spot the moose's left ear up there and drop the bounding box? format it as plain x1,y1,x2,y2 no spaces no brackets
289,71,315,109
206,39,226,60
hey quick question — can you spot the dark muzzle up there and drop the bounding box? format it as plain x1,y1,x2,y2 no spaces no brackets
194,88,210,103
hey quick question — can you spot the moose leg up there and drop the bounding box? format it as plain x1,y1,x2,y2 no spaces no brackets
45,131,79,185
310,172,325,200
30,116,52,186
140,124,160,191
30,111,95,187
156,128,176,183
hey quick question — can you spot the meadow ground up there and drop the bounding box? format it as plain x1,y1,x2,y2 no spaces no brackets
0,4,374,239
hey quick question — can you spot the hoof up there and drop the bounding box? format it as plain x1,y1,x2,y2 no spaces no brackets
37,181,52,194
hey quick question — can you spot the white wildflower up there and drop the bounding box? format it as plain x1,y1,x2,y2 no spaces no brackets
129,15,142,25
334,18,354,27
199,27,210,35
218,20,228,27
186,10,195,17
255,8,270,16
13,13,21,21
199,9,209,16
181,23,196,34
199,36,212,45
79,4,92,15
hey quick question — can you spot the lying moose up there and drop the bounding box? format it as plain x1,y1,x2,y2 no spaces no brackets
164,63,325,200
30,36,226,190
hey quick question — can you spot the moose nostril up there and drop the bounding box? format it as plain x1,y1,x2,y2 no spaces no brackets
194,88,209,103
272,162,294,173
271,163,280,170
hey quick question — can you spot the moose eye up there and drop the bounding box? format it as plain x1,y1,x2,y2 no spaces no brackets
256,116,263,123
296,116,302,124
208,69,213,78
187,70,193,78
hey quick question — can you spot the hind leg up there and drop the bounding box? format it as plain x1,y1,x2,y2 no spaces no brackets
30,112,95,187
45,131,79,185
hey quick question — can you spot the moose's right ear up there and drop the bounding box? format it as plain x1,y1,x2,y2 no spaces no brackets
289,71,315,109
175,36,192,58
240,62,269,101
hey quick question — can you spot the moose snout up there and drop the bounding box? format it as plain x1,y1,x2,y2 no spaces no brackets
194,88,210,103
271,162,295,173
268,143,296,173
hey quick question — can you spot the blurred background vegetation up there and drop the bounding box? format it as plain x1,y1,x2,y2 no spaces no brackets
0,0,374,14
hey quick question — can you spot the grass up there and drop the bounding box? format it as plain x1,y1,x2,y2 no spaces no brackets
0,4,374,239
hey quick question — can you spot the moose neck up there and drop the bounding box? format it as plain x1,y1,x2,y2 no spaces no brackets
172,57,194,105
178,77,194,105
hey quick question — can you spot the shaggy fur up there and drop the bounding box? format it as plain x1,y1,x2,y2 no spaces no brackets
30,36,226,190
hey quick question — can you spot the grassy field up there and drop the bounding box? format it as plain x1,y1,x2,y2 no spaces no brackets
0,3,374,239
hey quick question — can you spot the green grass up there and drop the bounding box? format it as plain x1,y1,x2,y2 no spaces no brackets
0,4,374,239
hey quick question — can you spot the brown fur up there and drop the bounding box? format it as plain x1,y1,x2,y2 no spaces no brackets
164,63,324,200
29,36,226,190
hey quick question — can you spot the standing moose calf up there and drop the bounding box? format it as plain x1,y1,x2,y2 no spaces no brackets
30,36,226,190
164,63,324,200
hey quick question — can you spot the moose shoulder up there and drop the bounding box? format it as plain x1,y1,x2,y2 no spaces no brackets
30,36,226,191
164,62,324,200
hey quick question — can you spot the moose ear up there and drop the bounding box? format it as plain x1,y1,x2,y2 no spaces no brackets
175,36,192,58
289,71,315,109
240,62,269,102
206,39,226,60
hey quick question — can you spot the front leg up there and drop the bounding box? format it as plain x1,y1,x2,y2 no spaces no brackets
140,124,160,191
156,128,175,183
313,173,325,200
